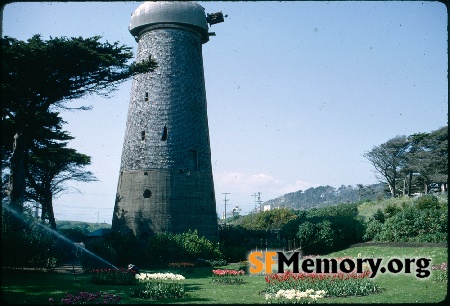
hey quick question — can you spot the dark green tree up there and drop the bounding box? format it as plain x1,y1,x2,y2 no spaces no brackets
1,35,157,211
25,113,97,229
297,220,334,255
406,126,448,194
363,135,410,197
236,208,298,231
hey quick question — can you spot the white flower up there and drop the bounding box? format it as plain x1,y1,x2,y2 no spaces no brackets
135,272,185,282
296,291,308,298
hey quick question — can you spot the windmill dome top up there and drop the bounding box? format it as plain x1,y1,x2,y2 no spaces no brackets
129,1,208,39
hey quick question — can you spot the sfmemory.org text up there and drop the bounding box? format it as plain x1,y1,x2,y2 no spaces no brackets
248,251,431,278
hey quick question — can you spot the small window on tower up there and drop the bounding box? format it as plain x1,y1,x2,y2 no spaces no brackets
161,126,168,141
143,189,152,198
144,92,149,102
141,131,146,141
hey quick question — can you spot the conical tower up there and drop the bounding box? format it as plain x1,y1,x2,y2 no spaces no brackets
111,2,224,241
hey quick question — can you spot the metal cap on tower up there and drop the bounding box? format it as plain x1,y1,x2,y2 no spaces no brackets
129,1,209,42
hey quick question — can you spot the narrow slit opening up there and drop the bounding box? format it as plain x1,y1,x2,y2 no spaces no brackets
161,126,168,141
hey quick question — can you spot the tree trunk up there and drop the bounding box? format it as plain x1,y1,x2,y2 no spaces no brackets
408,172,413,197
402,178,406,196
8,133,27,212
43,190,57,230
388,182,396,198
41,203,47,223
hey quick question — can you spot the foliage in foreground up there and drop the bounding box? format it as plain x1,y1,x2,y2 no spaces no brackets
1,208,69,269
2,242,447,305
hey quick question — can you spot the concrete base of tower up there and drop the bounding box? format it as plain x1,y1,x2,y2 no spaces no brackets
111,169,219,242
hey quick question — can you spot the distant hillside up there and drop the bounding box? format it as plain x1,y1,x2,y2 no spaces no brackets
263,183,388,211
56,220,111,233
56,184,388,227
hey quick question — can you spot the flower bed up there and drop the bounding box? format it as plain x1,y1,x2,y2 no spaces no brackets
133,272,185,300
49,292,121,304
432,262,448,282
88,268,137,285
264,270,380,297
211,269,245,285
265,289,326,304
168,262,195,273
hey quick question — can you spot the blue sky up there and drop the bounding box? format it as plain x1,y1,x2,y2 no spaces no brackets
2,1,447,223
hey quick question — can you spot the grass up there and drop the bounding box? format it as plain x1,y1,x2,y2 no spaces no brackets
357,197,411,222
357,194,448,222
1,244,448,304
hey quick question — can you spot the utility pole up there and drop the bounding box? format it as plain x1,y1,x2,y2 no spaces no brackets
252,193,258,210
222,193,230,224
257,192,262,212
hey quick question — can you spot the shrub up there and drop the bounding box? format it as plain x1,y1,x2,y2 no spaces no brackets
81,239,117,270
297,220,334,255
372,209,385,223
373,206,447,243
205,258,228,267
415,195,440,210
107,231,145,267
282,206,365,255
144,230,222,266
176,230,222,260
1,209,66,270
363,219,383,241
58,228,88,243
384,203,401,218
236,208,298,231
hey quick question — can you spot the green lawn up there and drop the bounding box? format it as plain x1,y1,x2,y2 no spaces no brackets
1,244,447,304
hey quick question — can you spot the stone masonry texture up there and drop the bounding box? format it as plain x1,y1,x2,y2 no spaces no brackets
111,26,218,241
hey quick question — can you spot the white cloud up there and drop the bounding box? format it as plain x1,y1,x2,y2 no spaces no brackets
214,171,318,202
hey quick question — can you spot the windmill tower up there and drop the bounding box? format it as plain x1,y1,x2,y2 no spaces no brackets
111,2,224,241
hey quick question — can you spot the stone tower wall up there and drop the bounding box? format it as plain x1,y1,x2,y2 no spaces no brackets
112,27,218,241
